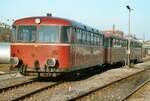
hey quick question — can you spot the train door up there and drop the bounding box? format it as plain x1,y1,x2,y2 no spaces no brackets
104,37,111,64
108,38,112,63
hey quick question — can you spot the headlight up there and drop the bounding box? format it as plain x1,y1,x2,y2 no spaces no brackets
10,57,19,65
46,58,57,67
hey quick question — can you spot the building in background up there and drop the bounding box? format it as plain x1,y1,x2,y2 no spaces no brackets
0,21,11,42
103,30,124,38
143,40,150,55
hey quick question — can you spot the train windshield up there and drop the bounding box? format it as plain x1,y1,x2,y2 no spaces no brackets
16,26,36,42
38,26,59,43
14,25,70,43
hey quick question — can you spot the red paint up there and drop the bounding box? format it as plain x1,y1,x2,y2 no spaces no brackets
11,44,70,69
14,17,71,26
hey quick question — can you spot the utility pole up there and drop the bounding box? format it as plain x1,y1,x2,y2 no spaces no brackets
113,24,115,34
126,5,133,67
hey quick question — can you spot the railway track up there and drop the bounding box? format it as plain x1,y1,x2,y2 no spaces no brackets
0,77,34,90
18,66,149,101
0,62,149,101
123,79,150,101
0,78,36,93
0,77,63,101
67,67,150,101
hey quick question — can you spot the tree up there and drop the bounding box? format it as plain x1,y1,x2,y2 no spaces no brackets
0,27,11,42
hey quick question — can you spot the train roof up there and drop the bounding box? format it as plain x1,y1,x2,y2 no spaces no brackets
13,16,100,34
124,36,143,43
130,39,143,44
103,32,142,44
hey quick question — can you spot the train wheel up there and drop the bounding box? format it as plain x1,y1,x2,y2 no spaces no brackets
43,67,51,77
19,65,27,75
134,59,137,64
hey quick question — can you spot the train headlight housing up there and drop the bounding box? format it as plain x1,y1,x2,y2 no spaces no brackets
10,57,19,66
46,58,57,67
35,18,41,24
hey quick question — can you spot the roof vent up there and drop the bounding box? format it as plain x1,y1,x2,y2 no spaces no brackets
47,13,52,17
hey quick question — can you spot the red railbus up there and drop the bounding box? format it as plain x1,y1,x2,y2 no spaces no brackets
10,16,104,76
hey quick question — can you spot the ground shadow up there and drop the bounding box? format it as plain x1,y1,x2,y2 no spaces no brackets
31,64,122,82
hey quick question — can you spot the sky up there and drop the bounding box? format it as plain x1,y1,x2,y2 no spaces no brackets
0,0,150,40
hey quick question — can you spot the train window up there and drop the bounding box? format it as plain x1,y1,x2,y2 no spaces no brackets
17,26,36,42
123,40,127,47
38,26,59,43
122,41,124,47
112,38,121,48
119,40,122,46
87,32,90,44
91,33,94,45
96,35,99,45
134,42,141,48
120,40,123,47
93,33,96,45
93,34,96,45
76,29,79,43
113,39,116,47
99,35,102,46
125,41,128,47
95,34,98,45
112,39,116,47
76,29,82,44
80,30,83,44
82,31,87,44
138,43,140,48
97,36,99,45
122,40,124,47
61,26,70,43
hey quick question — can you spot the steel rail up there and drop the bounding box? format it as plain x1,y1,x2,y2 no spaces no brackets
11,81,63,101
68,67,150,101
121,78,150,101
0,79,36,93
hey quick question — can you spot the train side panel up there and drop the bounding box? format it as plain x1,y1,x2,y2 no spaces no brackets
130,47,143,62
111,48,126,63
70,45,104,69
